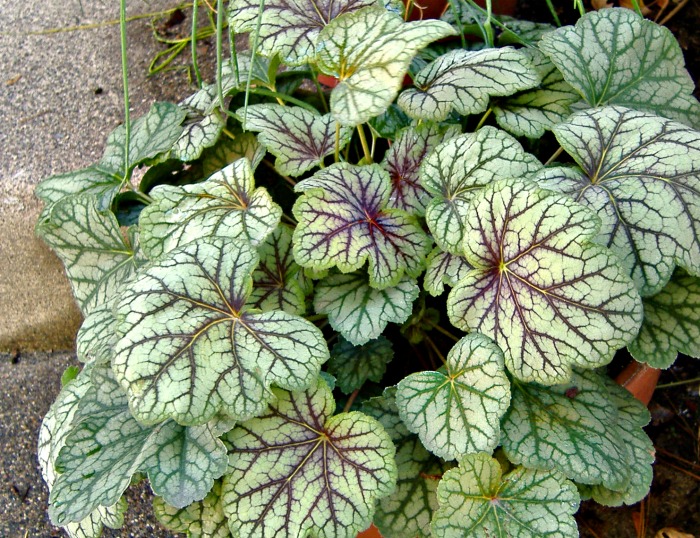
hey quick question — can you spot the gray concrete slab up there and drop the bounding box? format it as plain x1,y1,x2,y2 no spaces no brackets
0,0,210,351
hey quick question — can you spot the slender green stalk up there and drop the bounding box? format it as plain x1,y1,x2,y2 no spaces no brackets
229,16,240,86
309,69,329,113
191,0,203,87
544,0,561,26
629,0,644,17
243,0,266,124
475,108,492,130
357,124,372,163
545,146,564,166
119,0,131,183
334,122,341,163
656,377,700,390
483,0,494,48
248,88,318,111
573,0,585,17
446,0,466,48
215,0,225,109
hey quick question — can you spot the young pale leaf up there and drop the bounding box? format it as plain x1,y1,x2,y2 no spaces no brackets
502,370,633,490
424,247,472,297
447,179,643,385
398,47,540,122
327,336,394,394
628,270,700,368
584,378,654,506
49,367,228,525
76,300,117,364
113,237,329,425
221,378,397,538
317,7,456,126
237,104,352,176
201,132,266,178
249,224,309,315
314,272,419,346
38,367,127,538
362,390,454,538
431,453,580,538
396,333,510,460
420,127,541,254
493,49,581,138
229,0,375,65
539,8,700,129
139,158,281,260
154,481,231,538
293,163,432,289
100,102,187,175
537,106,700,296
381,123,460,215
172,85,225,162
36,195,139,315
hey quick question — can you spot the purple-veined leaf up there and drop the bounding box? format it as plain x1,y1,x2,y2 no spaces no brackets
420,126,541,254
327,336,394,394
396,333,510,460
628,269,700,368
49,367,228,526
398,47,540,122
221,378,397,538
447,178,643,385
381,122,460,215
424,247,472,297
314,272,419,346
362,389,454,538
539,8,700,129
139,158,281,260
237,104,352,177
535,106,700,296
431,453,580,538
293,163,432,289
35,195,141,315
317,7,456,126
113,237,329,425
249,224,310,315
229,0,375,66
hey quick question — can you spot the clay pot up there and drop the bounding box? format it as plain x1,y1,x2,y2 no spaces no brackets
357,524,383,538
615,361,661,406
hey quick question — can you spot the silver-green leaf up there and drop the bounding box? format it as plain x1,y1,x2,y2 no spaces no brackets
76,300,117,365
314,272,419,346
172,85,226,162
539,8,700,129
424,247,472,297
398,47,541,122
396,333,510,460
221,378,397,538
113,237,329,425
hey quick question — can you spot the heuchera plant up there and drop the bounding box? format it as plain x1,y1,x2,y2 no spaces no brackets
36,3,700,537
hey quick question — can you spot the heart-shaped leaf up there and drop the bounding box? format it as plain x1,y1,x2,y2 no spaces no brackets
154,481,231,538
628,270,700,369
431,453,580,538
172,86,226,162
536,106,700,296
38,367,127,538
493,49,581,138
327,336,394,394
502,369,638,490
249,224,310,315
381,123,460,215
424,247,472,297
139,158,282,260
398,47,540,122
36,195,140,315
420,126,541,254
539,8,700,129
314,272,419,346
396,333,510,460
293,163,432,289
447,179,643,384
76,300,117,365
237,104,352,176
221,378,397,538
49,367,228,526
113,237,329,425
229,0,375,66
579,376,654,507
362,389,454,538
317,7,456,126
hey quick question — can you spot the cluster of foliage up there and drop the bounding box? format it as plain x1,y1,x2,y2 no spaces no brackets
37,2,700,537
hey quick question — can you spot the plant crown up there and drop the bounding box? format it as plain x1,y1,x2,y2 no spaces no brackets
37,3,700,537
